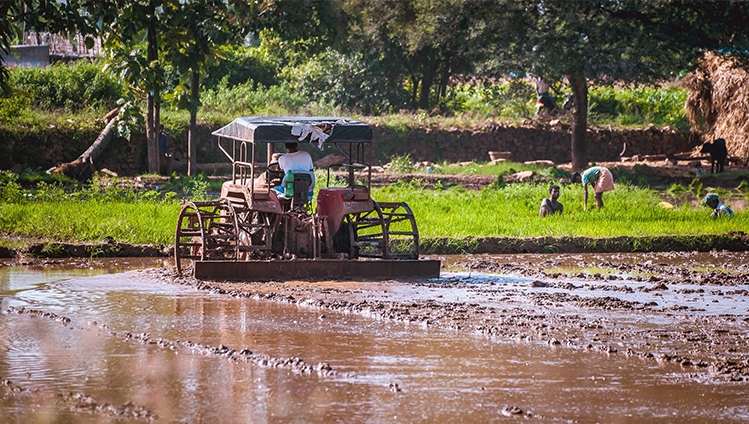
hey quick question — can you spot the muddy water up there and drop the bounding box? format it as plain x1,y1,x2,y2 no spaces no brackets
1,258,748,423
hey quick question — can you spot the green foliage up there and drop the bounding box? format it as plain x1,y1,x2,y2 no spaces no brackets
0,171,24,203
9,60,125,111
162,173,222,199
203,45,281,90
201,80,310,116
113,98,143,140
0,95,29,122
588,86,689,128
537,166,570,179
2,45,693,130
439,79,535,118
282,47,408,115
386,154,417,174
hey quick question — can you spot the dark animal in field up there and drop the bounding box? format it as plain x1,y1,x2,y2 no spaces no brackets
700,138,728,173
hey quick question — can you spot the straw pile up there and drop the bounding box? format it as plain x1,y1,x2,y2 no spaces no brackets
684,52,749,164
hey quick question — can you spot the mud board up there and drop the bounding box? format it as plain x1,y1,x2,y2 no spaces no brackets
193,259,440,281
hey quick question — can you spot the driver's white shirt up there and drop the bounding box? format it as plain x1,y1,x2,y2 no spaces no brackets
278,151,314,173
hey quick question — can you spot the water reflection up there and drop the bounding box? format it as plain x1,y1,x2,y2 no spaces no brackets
1,258,747,423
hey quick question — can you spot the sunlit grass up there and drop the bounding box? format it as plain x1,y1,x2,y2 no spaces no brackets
432,161,541,176
0,201,180,245
372,182,747,238
0,171,744,246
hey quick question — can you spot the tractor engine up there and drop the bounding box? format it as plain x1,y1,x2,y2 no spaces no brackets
279,211,319,259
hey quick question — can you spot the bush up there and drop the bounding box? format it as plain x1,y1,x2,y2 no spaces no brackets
9,60,125,111
588,86,688,128
283,48,409,115
202,80,309,116
202,45,280,90
0,95,28,122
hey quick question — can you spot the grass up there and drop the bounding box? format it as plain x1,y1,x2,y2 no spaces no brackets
0,201,180,245
0,171,744,247
431,161,543,176
382,154,558,177
372,181,747,238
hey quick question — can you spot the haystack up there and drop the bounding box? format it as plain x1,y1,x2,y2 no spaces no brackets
684,52,749,164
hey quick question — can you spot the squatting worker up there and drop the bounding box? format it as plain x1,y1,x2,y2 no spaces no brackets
704,193,734,218
539,184,563,217
274,142,315,199
570,166,615,210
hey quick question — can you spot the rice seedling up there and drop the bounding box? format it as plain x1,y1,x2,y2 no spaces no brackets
0,170,744,247
372,182,747,238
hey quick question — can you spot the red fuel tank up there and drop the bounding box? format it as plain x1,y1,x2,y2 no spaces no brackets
316,187,374,236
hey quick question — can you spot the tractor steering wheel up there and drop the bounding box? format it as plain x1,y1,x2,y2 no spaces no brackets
267,163,284,181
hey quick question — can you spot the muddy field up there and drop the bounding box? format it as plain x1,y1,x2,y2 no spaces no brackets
168,251,749,385
2,254,749,422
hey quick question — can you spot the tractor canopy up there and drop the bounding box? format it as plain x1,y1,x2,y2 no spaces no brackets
211,117,372,144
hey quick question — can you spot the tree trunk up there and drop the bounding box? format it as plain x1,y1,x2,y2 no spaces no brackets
569,69,588,170
51,109,118,178
145,5,160,174
419,62,438,110
188,69,199,176
147,93,157,173
410,75,420,108
438,59,450,101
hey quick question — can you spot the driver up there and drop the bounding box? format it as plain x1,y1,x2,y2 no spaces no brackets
274,142,315,199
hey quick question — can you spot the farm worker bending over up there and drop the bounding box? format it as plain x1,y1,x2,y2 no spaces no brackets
704,193,734,218
539,184,563,217
274,142,315,200
571,166,615,210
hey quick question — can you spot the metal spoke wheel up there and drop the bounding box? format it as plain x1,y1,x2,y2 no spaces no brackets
347,201,420,259
376,202,419,258
174,199,240,272
236,210,276,260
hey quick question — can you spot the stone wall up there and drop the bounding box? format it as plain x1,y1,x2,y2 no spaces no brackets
1,120,700,177
373,122,700,164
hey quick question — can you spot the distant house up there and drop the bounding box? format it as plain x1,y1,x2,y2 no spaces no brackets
1,31,101,67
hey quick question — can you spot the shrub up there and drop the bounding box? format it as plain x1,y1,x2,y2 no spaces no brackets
9,60,125,111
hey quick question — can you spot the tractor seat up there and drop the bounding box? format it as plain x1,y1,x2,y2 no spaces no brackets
274,171,315,209
290,172,312,209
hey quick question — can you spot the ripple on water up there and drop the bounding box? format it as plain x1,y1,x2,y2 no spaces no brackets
1,258,748,423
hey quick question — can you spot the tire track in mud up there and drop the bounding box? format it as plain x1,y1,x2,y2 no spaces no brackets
2,306,341,378
158,263,749,384
1,304,345,421
1,378,158,422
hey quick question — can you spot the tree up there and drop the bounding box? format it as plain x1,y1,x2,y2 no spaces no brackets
160,0,236,176
162,0,346,174
478,0,749,170
0,1,94,91
348,0,483,110
80,0,168,174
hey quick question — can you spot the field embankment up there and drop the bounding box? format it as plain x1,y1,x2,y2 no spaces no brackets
2,232,748,260
2,118,698,177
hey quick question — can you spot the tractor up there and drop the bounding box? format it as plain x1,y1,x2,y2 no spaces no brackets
174,117,439,280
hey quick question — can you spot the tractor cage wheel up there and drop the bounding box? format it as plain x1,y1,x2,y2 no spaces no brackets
174,198,240,272
350,201,419,260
